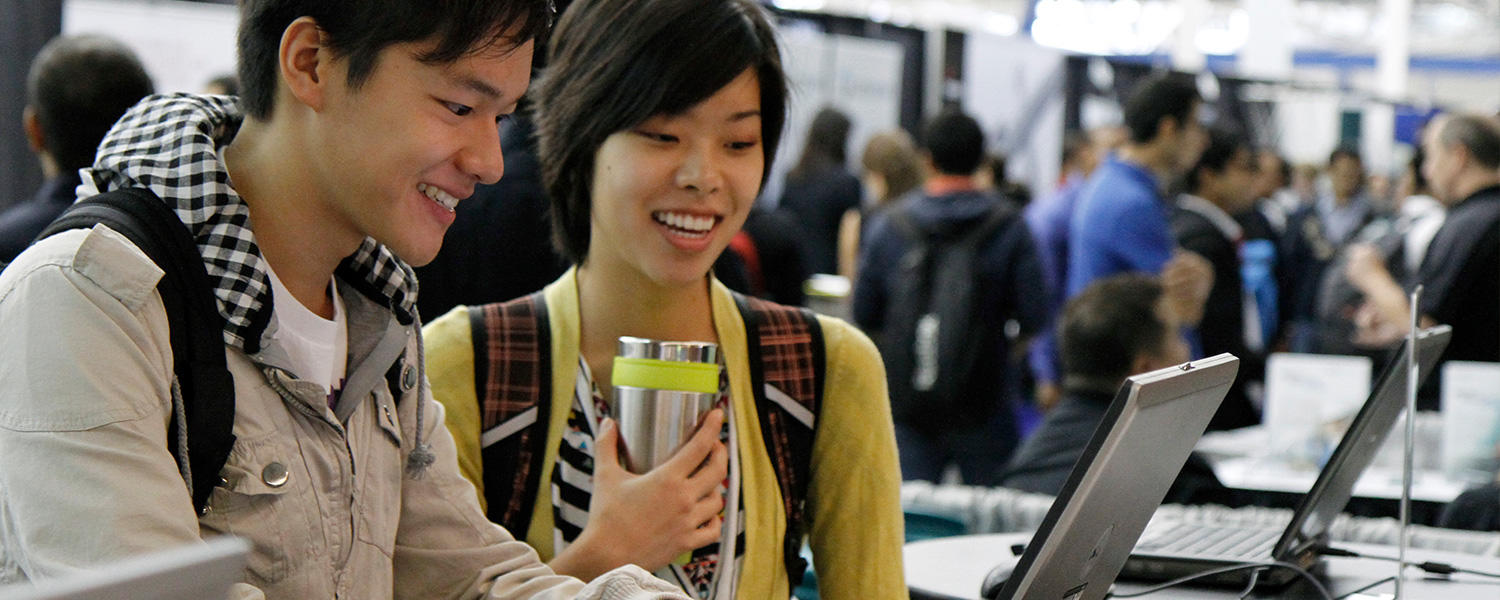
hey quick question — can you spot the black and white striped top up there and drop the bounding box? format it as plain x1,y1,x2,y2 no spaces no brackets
551,357,746,599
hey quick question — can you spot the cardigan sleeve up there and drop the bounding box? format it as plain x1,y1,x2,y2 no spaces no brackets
421,305,488,510
805,316,907,599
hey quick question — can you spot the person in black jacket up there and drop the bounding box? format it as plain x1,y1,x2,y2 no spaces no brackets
777,107,862,275
1347,113,1500,403
1171,127,1262,430
2,35,153,262
1280,148,1375,352
853,110,1045,486
1002,273,1238,506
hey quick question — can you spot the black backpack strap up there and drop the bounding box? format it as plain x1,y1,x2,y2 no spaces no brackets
470,292,552,535
733,291,825,587
37,188,235,515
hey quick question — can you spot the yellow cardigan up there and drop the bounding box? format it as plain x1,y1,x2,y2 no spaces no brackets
423,269,906,599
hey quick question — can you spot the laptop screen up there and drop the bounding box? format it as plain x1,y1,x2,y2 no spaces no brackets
999,354,1239,600
0,537,248,600
1274,326,1452,558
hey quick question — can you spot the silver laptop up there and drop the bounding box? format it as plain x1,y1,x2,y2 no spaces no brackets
987,353,1239,600
1121,326,1452,587
0,537,248,600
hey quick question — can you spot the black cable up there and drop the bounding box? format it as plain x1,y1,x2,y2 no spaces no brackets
1317,544,1500,579
1107,561,1334,600
1236,566,1264,599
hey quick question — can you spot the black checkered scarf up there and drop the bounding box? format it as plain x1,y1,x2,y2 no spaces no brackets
80,93,419,354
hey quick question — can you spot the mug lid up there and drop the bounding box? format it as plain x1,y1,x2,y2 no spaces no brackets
616,336,718,363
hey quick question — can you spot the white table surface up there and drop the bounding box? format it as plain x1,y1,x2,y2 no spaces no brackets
905,532,1500,599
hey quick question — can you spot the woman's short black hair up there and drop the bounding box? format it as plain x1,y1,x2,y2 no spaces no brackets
236,0,553,120
533,0,788,264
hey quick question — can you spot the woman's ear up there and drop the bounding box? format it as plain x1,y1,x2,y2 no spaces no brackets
279,16,329,112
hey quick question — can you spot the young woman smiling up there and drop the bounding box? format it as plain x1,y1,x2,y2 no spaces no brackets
422,0,905,598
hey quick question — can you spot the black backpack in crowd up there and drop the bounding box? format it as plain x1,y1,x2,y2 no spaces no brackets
28,188,236,515
878,200,1014,431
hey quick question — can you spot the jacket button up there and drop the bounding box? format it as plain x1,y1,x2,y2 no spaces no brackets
262,462,289,488
401,365,417,391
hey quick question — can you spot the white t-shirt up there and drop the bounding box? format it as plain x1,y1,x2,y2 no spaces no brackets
265,262,347,407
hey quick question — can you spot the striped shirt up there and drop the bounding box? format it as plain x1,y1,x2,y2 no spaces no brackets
552,357,746,599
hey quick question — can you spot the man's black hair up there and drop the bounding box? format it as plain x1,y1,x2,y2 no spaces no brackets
1122,72,1200,145
26,34,154,174
1059,274,1170,388
1185,127,1248,193
236,0,553,120
920,109,985,176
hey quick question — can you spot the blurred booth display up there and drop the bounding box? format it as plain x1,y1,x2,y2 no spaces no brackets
1262,352,1372,468
962,31,1066,206
767,22,906,208
1192,350,1478,522
1441,361,1500,482
63,0,236,95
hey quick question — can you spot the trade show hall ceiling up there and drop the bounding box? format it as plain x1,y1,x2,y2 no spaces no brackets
779,0,1500,57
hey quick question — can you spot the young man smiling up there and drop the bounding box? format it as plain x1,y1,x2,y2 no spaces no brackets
0,1,687,598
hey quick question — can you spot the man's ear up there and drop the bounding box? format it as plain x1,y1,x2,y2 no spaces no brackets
22,106,44,153
1451,143,1473,173
280,16,330,112
1156,116,1179,144
1130,352,1156,378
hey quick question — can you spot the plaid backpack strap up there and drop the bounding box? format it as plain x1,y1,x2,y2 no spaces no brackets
469,292,552,535
733,291,825,587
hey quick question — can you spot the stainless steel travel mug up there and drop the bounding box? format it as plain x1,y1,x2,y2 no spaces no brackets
610,337,720,474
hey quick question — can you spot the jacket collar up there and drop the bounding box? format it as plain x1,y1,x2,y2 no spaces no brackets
1176,194,1243,241
79,93,419,354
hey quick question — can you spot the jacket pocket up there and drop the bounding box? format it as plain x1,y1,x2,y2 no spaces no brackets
197,437,307,586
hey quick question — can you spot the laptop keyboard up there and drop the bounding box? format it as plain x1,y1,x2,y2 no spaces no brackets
1136,522,1281,560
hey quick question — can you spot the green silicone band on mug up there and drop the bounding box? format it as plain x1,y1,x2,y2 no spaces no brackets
611,357,719,393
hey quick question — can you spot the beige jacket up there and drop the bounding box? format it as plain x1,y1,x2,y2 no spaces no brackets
0,225,685,599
